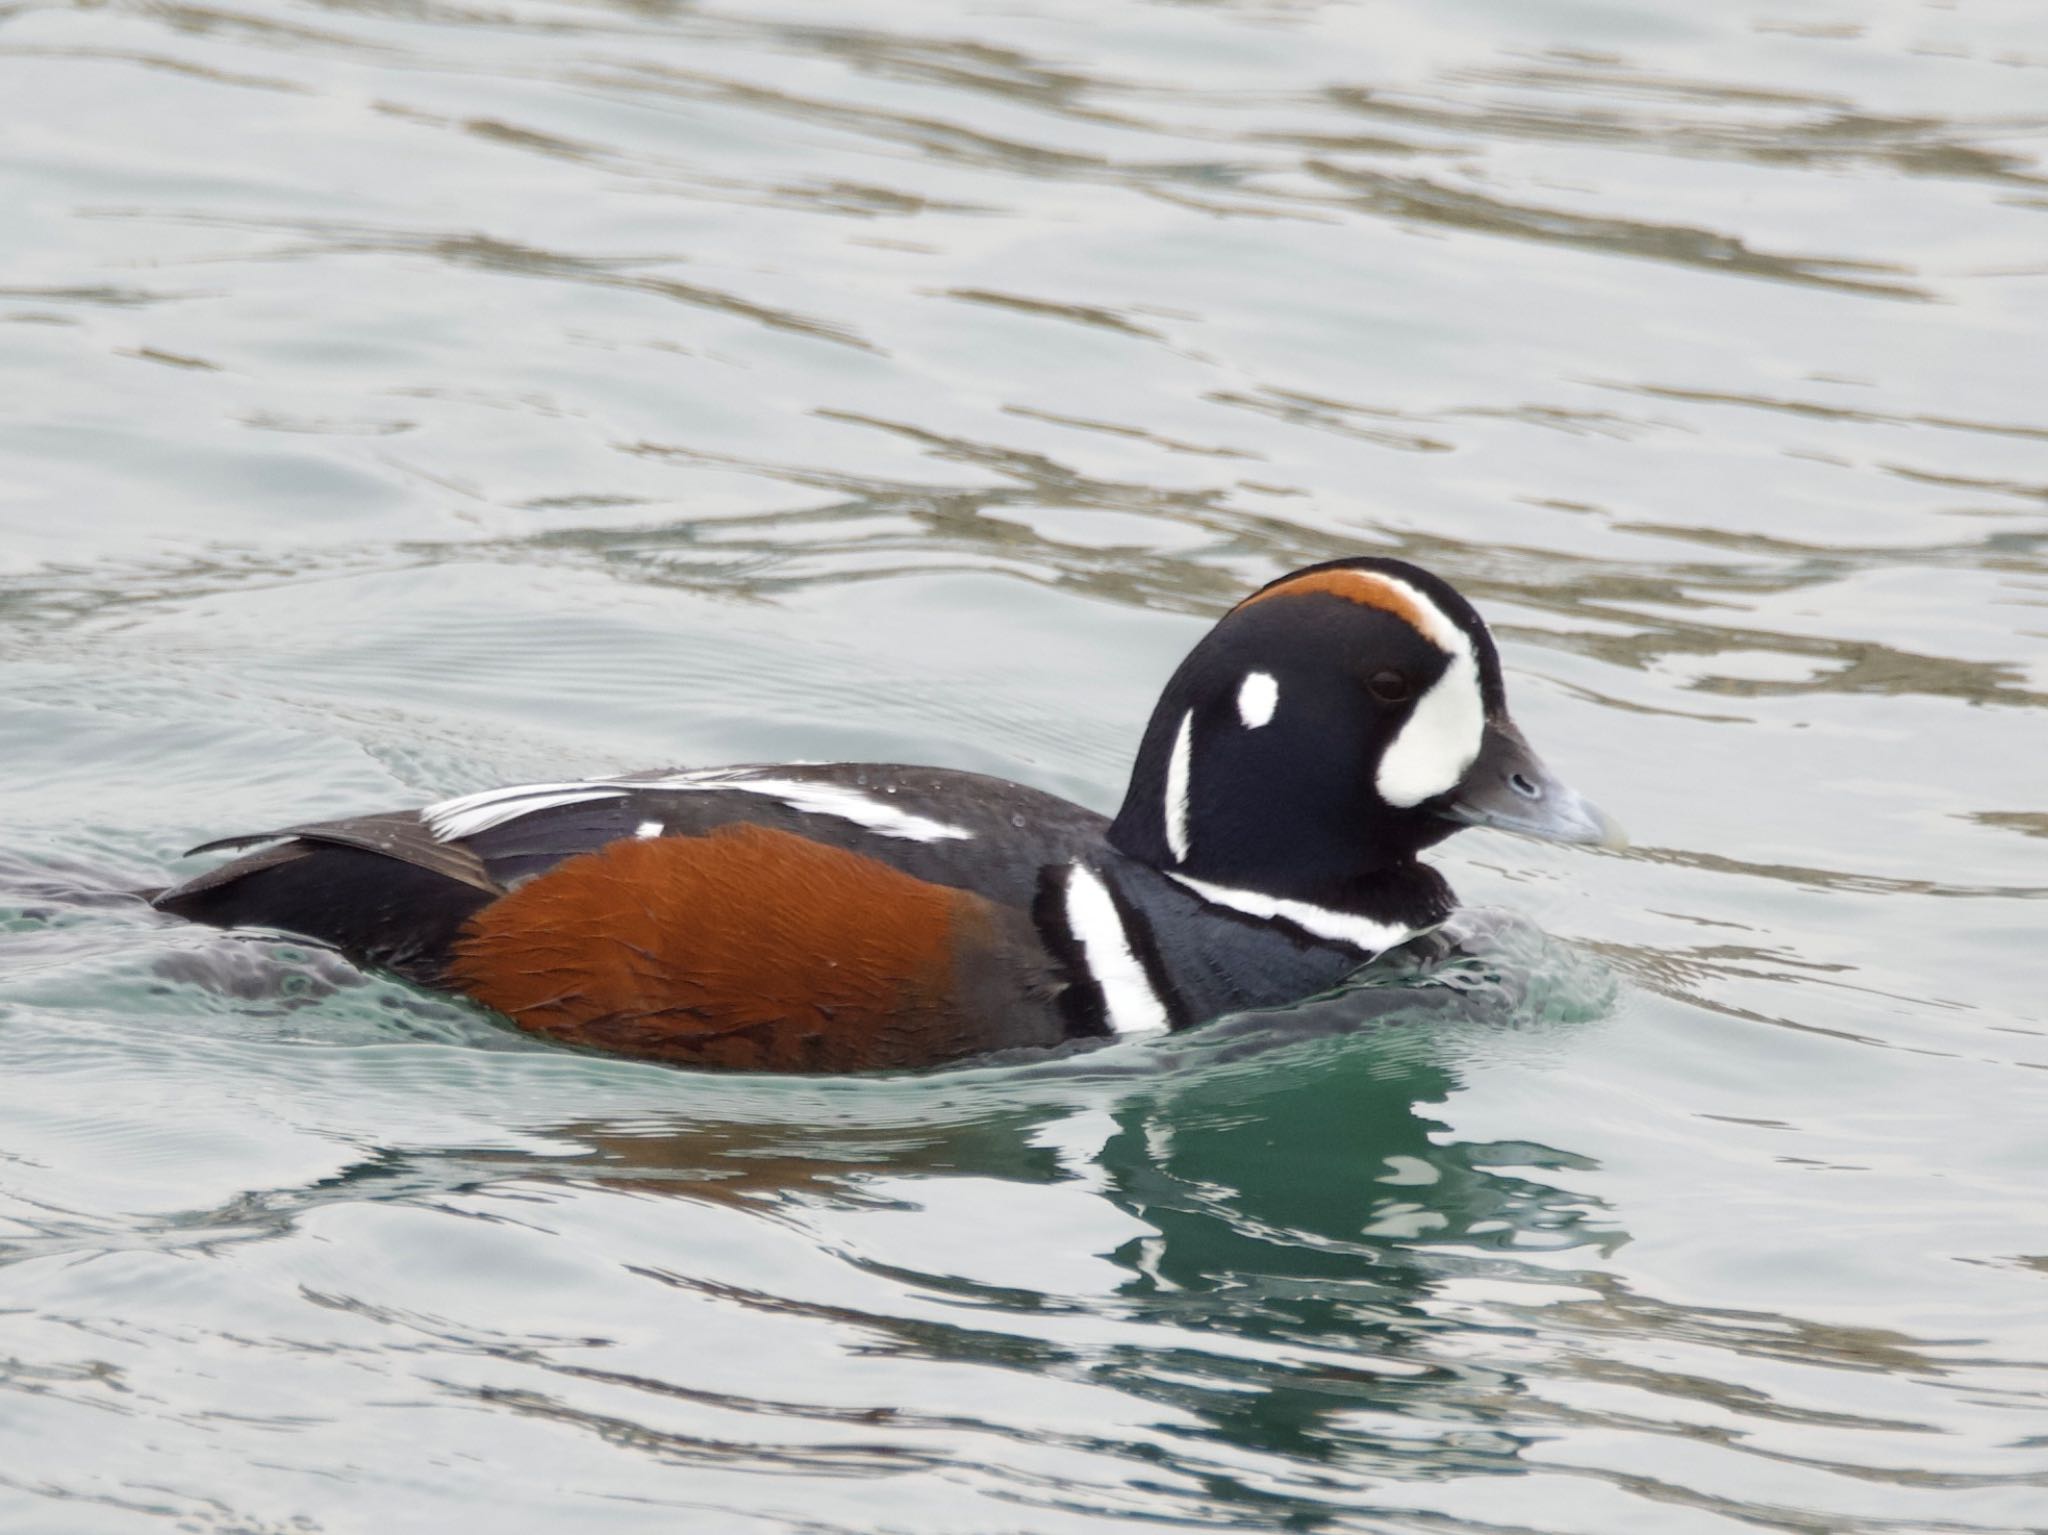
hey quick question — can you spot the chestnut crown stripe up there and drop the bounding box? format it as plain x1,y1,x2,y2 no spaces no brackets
1235,563,1488,811
1235,566,1465,655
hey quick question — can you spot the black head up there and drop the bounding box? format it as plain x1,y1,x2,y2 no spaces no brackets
1108,556,1621,908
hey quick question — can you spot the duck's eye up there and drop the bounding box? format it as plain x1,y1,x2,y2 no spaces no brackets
1367,669,1412,704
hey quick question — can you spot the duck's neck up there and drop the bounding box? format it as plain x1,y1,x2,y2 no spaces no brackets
1106,702,1441,912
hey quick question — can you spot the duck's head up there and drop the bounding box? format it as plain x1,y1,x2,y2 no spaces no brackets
1108,557,1623,906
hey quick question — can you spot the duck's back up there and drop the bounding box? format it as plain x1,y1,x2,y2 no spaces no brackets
156,765,1126,1070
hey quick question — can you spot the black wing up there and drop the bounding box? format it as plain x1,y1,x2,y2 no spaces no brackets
153,764,1112,983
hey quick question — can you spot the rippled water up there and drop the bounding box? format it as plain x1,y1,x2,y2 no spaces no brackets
4,0,2047,1529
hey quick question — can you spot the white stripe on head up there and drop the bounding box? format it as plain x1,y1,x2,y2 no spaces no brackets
1236,671,1278,729
1164,709,1193,865
1358,571,1468,654
1064,865,1170,1035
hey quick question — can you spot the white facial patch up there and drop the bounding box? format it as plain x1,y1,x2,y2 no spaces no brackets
1356,574,1486,809
1376,649,1484,807
1063,865,1170,1035
1236,671,1278,729
1164,709,1193,865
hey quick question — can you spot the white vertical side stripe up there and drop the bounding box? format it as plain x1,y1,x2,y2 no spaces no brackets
1164,709,1193,865
1064,866,1170,1036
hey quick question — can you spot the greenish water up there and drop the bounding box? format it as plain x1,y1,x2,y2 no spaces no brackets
4,0,2047,1529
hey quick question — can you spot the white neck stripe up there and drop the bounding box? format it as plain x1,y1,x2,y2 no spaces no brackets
1167,871,1423,956
1164,710,1193,865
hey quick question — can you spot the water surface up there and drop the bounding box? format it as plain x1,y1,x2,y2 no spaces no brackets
3,0,2047,1530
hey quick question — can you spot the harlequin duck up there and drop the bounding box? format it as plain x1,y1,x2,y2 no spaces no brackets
154,557,1623,1071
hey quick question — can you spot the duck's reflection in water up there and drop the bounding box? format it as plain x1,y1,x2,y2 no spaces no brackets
422,928,1623,1488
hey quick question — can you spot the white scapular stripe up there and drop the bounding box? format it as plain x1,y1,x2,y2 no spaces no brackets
1164,709,1193,865
424,785,627,841
1365,573,1485,809
712,777,973,842
1236,671,1278,729
1169,871,1421,956
1064,865,1171,1035
423,768,972,845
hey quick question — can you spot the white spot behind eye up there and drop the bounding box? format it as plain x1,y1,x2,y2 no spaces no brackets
1164,710,1193,864
635,820,663,839
1236,671,1278,729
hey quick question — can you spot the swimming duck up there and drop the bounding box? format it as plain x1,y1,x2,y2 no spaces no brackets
154,557,1622,1070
